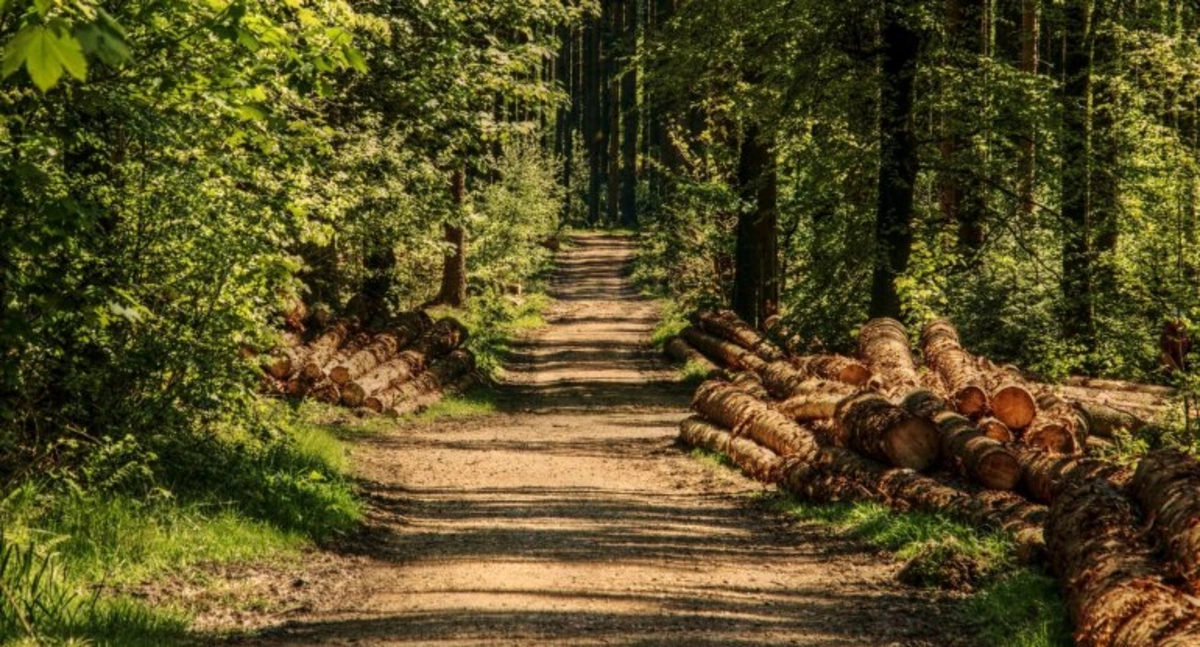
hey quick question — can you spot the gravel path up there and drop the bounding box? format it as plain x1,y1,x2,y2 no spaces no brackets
237,233,963,646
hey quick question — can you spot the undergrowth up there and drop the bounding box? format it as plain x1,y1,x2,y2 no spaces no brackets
428,290,552,379
0,403,361,645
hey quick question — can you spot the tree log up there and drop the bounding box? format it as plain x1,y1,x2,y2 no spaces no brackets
299,323,352,380
991,382,1038,431
1046,481,1200,647
919,319,990,417
663,337,722,376
977,417,1014,443
691,380,821,460
835,392,940,471
1024,392,1087,454
773,380,859,422
1132,450,1200,592
796,355,873,386
781,446,1046,562
693,309,786,361
932,410,1020,491
1064,376,1177,398
679,416,782,482
329,324,427,385
1018,450,1131,505
377,349,476,415
681,326,767,373
1075,400,1148,439
729,371,770,400
857,318,921,395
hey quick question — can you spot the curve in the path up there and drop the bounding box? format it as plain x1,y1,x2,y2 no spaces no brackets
240,233,962,647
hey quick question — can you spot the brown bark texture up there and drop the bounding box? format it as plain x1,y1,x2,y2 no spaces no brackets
1046,481,1200,647
919,319,990,417
691,380,821,461
773,379,859,422
1132,450,1200,592
693,309,786,362
932,410,1020,491
679,415,782,483
663,337,722,376
377,349,477,416
298,323,351,380
329,317,430,385
796,355,873,386
1018,450,1131,505
857,318,921,395
835,392,940,471
681,326,768,373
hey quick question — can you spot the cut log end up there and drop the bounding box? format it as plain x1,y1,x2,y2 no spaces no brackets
952,385,990,418
329,366,352,385
991,384,1037,430
1025,422,1077,455
974,449,1022,491
977,417,1014,443
882,417,941,472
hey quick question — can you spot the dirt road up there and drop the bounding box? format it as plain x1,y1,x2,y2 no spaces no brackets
241,233,961,646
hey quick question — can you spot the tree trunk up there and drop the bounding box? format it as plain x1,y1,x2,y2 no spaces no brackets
328,317,429,385
835,392,941,471
298,323,352,380
1061,0,1096,355
1017,449,1130,504
663,337,721,376
732,124,779,329
374,349,476,415
870,0,922,318
680,326,768,373
1045,481,1200,647
919,319,990,417
932,410,1020,490
585,10,604,226
619,0,639,227
436,169,468,307
691,380,822,460
693,309,786,361
1018,0,1039,216
857,317,921,396
796,355,873,387
679,415,782,483
1131,449,1200,593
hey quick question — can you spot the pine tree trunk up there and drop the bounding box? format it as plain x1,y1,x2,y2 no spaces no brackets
732,124,779,329
436,169,468,307
619,0,639,227
1061,0,1096,355
1132,449,1200,593
919,319,990,416
870,0,922,318
858,317,921,396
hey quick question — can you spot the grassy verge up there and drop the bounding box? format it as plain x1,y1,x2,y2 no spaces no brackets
688,447,1072,647
0,404,362,645
428,290,552,380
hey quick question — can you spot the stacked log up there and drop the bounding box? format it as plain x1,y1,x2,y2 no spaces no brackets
919,319,990,417
795,355,873,386
1046,481,1200,647
858,318,921,396
378,349,477,416
669,307,1197,643
693,309,786,362
663,337,722,376
1132,450,1200,592
262,313,475,414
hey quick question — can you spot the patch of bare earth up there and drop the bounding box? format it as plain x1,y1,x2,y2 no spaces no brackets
199,233,967,646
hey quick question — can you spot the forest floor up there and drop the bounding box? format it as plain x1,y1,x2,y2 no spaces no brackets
207,233,970,646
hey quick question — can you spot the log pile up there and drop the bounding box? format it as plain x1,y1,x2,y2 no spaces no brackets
666,309,1197,645
261,312,479,416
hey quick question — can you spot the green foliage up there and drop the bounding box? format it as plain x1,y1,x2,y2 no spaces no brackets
962,570,1074,647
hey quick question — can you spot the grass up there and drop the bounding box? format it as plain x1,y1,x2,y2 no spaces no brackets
428,290,552,379
0,403,363,645
688,448,1071,647
413,385,500,421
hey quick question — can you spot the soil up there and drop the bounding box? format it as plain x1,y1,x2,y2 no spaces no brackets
204,233,968,646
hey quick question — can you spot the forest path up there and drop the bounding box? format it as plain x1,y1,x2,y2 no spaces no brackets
240,233,962,646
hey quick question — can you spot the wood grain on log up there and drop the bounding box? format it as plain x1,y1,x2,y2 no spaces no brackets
1046,481,1200,647
1132,450,1200,593
691,380,821,460
857,318,921,396
694,309,787,361
835,392,940,471
919,319,990,417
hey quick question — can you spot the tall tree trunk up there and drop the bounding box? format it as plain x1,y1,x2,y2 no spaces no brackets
1061,0,1095,354
436,169,468,308
584,11,604,226
1018,0,1040,216
605,0,622,225
619,0,639,227
938,0,987,257
870,0,922,319
732,123,779,329
1091,2,1119,301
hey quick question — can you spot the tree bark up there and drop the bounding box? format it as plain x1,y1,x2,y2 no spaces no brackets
732,124,780,329
835,392,941,471
857,317,921,396
1061,0,1096,354
796,355,873,387
919,319,990,417
436,169,468,307
870,0,922,318
679,415,782,483
691,380,822,460
693,309,786,361
680,326,768,373
619,0,639,227
1046,481,1200,647
1131,449,1200,593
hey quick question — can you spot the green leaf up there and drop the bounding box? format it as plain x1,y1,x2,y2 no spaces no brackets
343,45,368,73
18,26,87,90
1,25,37,79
